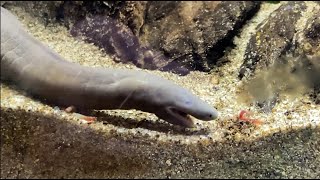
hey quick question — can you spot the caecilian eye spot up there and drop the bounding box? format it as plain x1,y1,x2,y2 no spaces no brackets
185,100,192,106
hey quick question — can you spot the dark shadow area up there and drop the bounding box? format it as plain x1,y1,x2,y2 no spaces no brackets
94,110,211,136
200,126,320,179
1,107,319,178
0,107,152,179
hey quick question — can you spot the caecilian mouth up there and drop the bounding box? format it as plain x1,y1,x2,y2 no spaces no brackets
166,106,194,126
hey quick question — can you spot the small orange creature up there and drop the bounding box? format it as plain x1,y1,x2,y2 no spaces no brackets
74,113,97,124
238,110,263,126
65,106,97,124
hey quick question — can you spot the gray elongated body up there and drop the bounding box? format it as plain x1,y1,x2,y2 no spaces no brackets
1,7,218,127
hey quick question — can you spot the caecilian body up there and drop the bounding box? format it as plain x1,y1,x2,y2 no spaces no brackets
1,7,218,127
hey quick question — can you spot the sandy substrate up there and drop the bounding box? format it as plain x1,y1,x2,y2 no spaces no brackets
1,2,319,178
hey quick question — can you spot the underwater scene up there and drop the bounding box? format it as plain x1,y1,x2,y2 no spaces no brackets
1,1,319,178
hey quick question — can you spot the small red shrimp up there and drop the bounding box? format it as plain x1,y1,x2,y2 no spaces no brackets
238,110,263,126
64,106,97,124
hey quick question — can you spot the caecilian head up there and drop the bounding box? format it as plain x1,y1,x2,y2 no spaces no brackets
142,82,219,128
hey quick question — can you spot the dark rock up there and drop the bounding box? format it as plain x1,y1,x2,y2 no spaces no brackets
2,1,125,28
70,14,190,75
1,1,63,26
139,1,261,72
294,11,320,63
238,2,320,108
312,87,320,104
238,1,307,79
117,1,148,36
60,1,125,27
294,9,320,104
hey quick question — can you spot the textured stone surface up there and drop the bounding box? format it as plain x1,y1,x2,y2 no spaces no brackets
139,1,261,72
295,11,320,63
68,1,262,75
238,1,307,79
0,1,125,27
238,1,319,106
70,13,190,75
117,1,147,36
0,1,63,25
